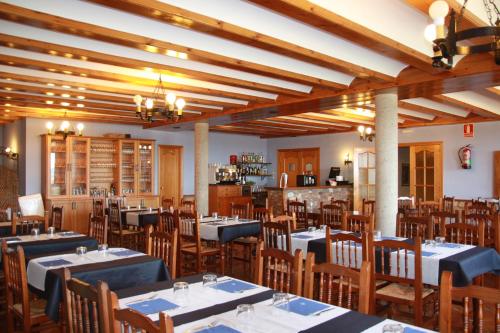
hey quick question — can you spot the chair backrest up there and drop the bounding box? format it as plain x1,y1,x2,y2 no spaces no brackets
304,253,371,315
325,227,368,268
465,200,491,215
441,196,455,213
88,213,108,245
262,221,291,252
161,197,175,210
11,212,49,235
331,199,350,211
320,202,343,229
286,199,308,229
146,225,178,280
270,213,297,231
1,241,31,329
397,197,415,215
62,268,109,333
230,202,250,219
252,206,270,223
442,220,485,246
254,244,303,295
93,199,104,218
108,202,122,235
440,271,500,333
51,206,64,230
158,210,177,234
431,211,459,238
462,212,498,247
107,289,173,333
178,210,198,246
342,212,374,233
362,199,375,216
180,199,195,214
396,215,433,240
417,199,440,217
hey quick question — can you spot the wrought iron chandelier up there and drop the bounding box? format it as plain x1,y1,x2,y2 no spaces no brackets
133,75,186,123
357,126,375,142
425,0,499,69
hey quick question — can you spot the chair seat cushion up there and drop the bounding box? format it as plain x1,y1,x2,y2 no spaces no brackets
333,278,387,288
112,229,142,236
181,246,219,255
13,298,47,318
376,283,434,301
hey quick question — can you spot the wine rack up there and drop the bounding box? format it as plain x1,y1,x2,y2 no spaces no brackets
90,139,118,196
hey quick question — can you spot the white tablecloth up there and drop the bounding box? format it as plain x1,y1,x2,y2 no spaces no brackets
126,211,157,226
180,218,259,241
1,232,84,244
27,248,144,291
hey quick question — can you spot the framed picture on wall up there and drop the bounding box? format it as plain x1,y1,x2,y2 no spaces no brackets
401,163,410,186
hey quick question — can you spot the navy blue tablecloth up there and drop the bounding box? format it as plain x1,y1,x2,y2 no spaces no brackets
216,221,260,244
40,255,170,321
125,212,159,227
300,310,384,333
0,223,46,237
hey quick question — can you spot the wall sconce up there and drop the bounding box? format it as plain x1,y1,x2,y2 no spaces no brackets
1,146,19,160
344,153,352,166
45,119,84,140
358,125,375,142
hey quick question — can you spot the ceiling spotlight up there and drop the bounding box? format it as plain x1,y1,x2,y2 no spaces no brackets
47,83,55,87
76,103,84,107
46,92,54,96
77,87,86,91
46,100,54,105
77,96,85,100
60,102,70,106
61,93,71,98
62,85,71,89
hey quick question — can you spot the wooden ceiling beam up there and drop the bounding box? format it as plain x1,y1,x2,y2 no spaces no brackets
0,2,345,89
248,0,434,74
268,117,349,130
89,0,393,82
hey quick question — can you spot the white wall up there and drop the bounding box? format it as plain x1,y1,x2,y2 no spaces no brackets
24,118,267,196
267,121,500,198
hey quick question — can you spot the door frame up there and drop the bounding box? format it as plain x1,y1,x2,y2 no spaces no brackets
399,141,443,201
277,147,320,186
353,147,375,211
158,145,183,205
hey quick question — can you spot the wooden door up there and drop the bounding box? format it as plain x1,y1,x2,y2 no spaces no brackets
300,148,320,177
494,151,500,197
278,150,301,187
410,144,442,202
159,145,183,207
74,199,93,234
353,148,376,211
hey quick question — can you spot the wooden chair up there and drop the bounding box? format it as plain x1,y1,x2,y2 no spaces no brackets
417,199,440,217
440,196,455,213
179,212,221,274
304,253,372,315
2,241,59,332
107,288,173,333
286,199,308,229
462,213,498,248
108,202,142,249
342,212,374,233
254,243,303,295
325,227,368,268
157,209,177,233
369,237,436,327
431,211,459,240
88,213,108,245
397,196,415,216
441,220,485,246
362,199,375,216
62,268,109,333
270,213,297,231
230,202,250,219
465,200,491,215
93,199,104,217
319,202,343,229
396,215,433,240
146,225,178,279
11,211,49,235
252,206,270,224
179,198,195,214
439,271,500,333
262,221,291,253
161,197,175,210
51,206,63,230
331,199,351,211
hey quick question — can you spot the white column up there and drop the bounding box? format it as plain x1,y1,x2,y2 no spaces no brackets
375,88,398,236
195,121,209,215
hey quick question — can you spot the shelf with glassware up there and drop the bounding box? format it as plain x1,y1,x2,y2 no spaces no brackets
235,152,272,181
118,140,155,196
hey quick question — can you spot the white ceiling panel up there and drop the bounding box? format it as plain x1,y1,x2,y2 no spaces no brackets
443,91,500,116
402,97,470,117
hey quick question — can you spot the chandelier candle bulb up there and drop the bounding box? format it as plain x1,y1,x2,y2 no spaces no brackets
46,121,54,134
76,123,84,136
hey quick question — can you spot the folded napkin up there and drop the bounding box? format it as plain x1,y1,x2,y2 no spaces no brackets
111,249,141,257
292,234,314,239
38,258,72,267
403,327,426,333
127,298,178,315
408,250,436,257
58,231,81,237
278,297,331,316
195,325,240,333
3,237,22,243
437,243,462,249
211,279,257,293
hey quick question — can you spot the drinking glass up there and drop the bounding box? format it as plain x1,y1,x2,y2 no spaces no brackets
222,217,228,223
173,282,189,306
308,226,317,233
425,239,436,247
272,292,289,309
31,228,40,239
382,323,404,333
236,304,255,322
76,246,87,256
435,236,445,244
126,205,131,210
320,224,327,232
233,215,239,222
98,244,108,256
212,212,218,219
47,226,55,238
374,230,382,240
202,274,218,287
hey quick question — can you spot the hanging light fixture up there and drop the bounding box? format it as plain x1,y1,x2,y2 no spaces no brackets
45,113,84,140
358,125,375,142
132,74,186,122
424,0,499,69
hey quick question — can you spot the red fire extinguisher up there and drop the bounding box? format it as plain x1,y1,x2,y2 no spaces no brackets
458,144,472,169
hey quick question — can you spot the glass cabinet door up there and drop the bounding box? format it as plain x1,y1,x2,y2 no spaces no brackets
138,142,153,194
120,141,137,196
69,137,90,196
48,137,68,196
